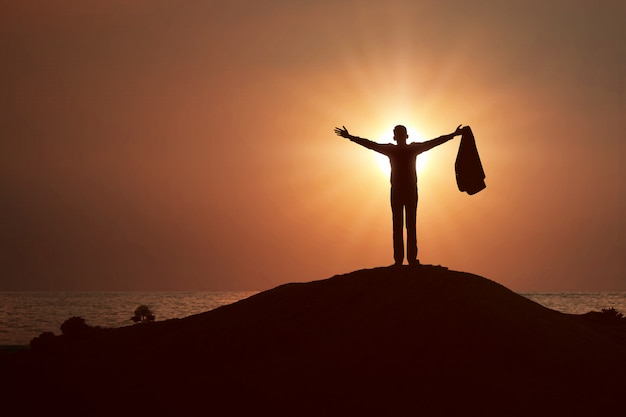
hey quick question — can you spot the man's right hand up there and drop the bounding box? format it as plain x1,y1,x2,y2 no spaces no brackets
334,126,352,139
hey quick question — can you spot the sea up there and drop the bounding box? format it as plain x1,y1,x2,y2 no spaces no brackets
0,291,257,347
1,291,625,347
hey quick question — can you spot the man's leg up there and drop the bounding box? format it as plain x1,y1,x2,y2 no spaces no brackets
406,187,418,265
391,188,404,265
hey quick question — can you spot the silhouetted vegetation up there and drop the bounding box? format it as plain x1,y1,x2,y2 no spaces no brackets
582,307,626,325
31,317,105,350
61,316,92,338
600,308,624,322
131,305,155,323
30,331,57,351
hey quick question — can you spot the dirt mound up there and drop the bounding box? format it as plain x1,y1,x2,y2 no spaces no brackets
3,266,625,415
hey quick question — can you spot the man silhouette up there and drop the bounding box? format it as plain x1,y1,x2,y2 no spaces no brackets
334,124,463,266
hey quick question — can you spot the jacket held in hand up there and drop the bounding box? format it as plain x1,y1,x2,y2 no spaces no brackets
455,126,486,195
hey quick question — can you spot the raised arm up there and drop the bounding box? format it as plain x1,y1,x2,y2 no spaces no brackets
334,126,386,153
418,124,464,153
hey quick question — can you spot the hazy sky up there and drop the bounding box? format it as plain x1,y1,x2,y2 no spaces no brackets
1,0,624,291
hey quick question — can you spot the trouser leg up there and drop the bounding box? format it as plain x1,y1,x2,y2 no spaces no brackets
406,189,418,263
391,189,404,265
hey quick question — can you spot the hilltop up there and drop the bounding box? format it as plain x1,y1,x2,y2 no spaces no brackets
3,265,626,415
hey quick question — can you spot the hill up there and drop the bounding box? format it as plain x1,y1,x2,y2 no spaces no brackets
3,266,626,415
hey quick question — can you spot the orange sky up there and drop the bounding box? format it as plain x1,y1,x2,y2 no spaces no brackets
1,0,624,291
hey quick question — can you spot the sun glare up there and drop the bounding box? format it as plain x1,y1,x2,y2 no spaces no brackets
374,126,428,176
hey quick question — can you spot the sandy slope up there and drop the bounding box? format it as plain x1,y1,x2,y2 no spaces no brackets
3,266,625,416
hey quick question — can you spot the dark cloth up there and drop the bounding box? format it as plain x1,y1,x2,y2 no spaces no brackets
353,142,421,188
391,186,418,265
455,126,486,195
379,144,421,189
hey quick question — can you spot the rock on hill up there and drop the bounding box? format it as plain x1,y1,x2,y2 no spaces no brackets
3,266,626,416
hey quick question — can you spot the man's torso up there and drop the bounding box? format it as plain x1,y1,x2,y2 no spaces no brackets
380,143,423,189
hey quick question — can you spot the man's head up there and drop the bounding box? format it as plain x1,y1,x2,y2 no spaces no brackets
393,125,408,144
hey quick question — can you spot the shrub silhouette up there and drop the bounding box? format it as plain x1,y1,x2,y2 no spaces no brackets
600,308,624,322
583,308,625,324
30,331,57,351
131,305,155,323
61,316,91,338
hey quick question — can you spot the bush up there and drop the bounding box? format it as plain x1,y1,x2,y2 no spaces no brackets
30,331,57,351
600,308,624,322
60,316,91,338
131,305,155,323
583,308,625,325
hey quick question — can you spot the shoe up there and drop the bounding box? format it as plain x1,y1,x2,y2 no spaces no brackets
409,259,421,267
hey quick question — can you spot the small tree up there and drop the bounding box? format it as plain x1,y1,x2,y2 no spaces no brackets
30,331,57,351
60,316,91,338
583,307,626,325
600,308,624,323
131,305,155,323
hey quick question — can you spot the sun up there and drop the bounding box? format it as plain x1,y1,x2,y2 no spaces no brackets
374,126,429,176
